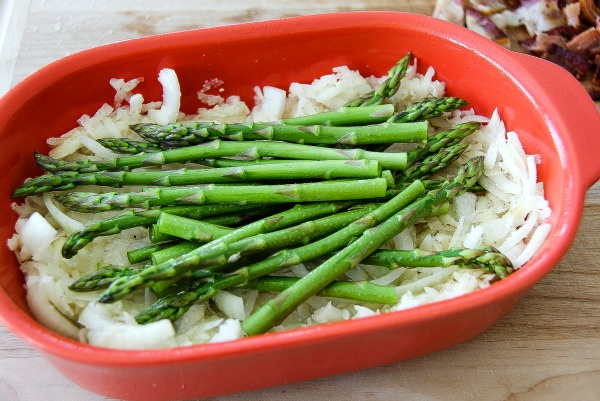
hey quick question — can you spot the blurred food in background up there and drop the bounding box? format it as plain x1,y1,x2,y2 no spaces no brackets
433,0,600,99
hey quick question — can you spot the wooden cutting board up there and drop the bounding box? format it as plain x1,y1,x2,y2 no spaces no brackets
1,2,599,401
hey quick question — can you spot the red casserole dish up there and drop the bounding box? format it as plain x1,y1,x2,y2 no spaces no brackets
0,11,599,401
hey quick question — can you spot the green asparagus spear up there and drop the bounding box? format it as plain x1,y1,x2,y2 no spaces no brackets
155,213,233,242
397,142,469,185
242,276,398,304
70,265,138,292
61,204,264,258
282,104,394,126
135,181,425,323
362,246,513,279
131,121,427,148
406,122,480,167
419,179,486,193
97,138,162,154
150,241,199,265
148,223,177,243
198,206,289,228
242,157,484,335
73,203,355,294
55,178,389,212
34,139,407,173
345,52,411,107
98,202,354,302
140,207,286,244
13,160,382,197
390,97,468,123
149,239,272,268
77,242,511,294
134,205,378,295
72,213,257,292
196,158,300,168
127,242,177,264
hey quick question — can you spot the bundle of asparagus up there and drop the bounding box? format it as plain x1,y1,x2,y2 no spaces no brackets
12,53,513,337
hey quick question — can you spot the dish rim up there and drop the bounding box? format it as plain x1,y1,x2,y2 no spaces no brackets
0,11,595,366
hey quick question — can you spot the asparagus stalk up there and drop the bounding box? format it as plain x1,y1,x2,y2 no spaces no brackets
366,102,473,154
150,241,199,265
198,206,289,228
78,243,511,294
397,142,469,185
242,276,398,304
34,139,407,173
132,121,427,148
13,160,383,197
144,206,379,297
242,157,485,335
97,202,354,302
74,222,276,292
148,223,177,243
197,158,299,168
61,203,263,258
127,242,177,264
136,206,378,294
76,194,419,295
70,265,137,292
155,213,233,242
55,178,389,212
406,122,480,167
149,240,273,267
197,158,396,171
135,181,425,323
363,246,513,279
97,138,162,154
135,207,287,245
281,104,394,126
419,179,486,194
390,97,468,123
345,52,411,107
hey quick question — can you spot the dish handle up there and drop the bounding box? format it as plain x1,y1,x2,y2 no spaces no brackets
509,51,600,190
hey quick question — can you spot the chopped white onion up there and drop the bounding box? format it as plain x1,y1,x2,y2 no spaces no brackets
79,302,175,349
20,212,57,261
214,290,246,320
251,86,287,122
210,319,243,343
147,68,181,124
26,274,80,339
42,194,83,235
515,223,551,267
311,301,349,324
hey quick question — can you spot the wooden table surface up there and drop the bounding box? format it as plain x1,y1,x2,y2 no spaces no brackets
1,1,599,400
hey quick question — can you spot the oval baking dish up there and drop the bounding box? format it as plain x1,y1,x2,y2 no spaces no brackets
0,11,599,401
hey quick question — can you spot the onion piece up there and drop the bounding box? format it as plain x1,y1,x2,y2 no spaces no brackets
147,68,181,124
251,86,287,122
42,194,84,235
79,302,175,349
210,319,243,343
20,212,57,261
26,274,80,339
214,290,246,320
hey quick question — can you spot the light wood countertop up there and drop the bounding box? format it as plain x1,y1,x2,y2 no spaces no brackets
1,1,599,400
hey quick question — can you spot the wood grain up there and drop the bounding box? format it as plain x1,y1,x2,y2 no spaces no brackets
1,1,598,400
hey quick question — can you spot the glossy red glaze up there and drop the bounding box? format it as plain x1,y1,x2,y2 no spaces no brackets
0,12,599,401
